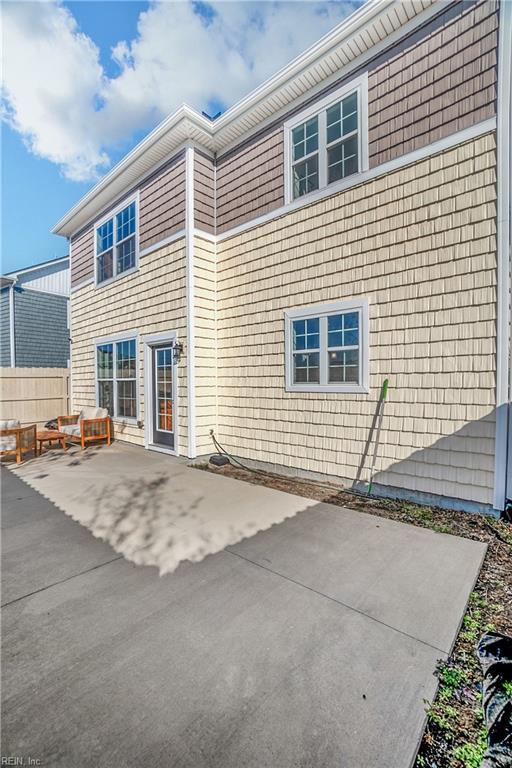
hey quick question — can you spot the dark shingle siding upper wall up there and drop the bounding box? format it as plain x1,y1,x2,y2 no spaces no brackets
14,288,69,367
0,288,11,366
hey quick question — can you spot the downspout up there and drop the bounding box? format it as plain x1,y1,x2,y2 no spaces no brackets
185,145,197,458
8,278,16,367
494,0,512,510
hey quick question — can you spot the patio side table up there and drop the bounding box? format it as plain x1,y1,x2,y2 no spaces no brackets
36,430,68,456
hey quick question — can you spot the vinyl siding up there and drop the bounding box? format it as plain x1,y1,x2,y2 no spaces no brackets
70,154,186,288
194,236,217,453
194,153,215,234
368,0,498,166
215,132,497,507
0,289,11,367
70,238,189,453
216,126,284,234
13,288,69,368
213,0,497,233
71,226,95,287
139,153,186,251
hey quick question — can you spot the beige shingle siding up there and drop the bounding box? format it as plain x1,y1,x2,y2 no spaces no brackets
70,226,94,287
139,154,186,250
70,239,188,454
368,0,498,166
194,153,215,234
193,236,217,454
215,133,497,506
212,0,497,234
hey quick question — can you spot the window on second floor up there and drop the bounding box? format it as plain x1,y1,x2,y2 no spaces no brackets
284,75,368,203
95,199,137,285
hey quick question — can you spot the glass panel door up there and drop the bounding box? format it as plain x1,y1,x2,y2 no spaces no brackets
152,345,174,448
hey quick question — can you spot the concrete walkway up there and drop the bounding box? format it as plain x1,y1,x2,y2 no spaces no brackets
1,456,486,767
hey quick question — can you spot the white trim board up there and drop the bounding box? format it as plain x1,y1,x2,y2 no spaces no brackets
139,229,186,258
185,146,197,459
493,0,512,511
70,277,95,294
216,118,497,243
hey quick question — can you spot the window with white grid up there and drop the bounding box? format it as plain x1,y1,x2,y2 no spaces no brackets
285,299,369,393
95,199,138,285
285,75,368,204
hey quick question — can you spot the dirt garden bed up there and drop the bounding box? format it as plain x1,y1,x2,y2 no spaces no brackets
199,461,512,768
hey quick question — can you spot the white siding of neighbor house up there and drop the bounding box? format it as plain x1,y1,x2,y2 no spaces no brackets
214,132,497,507
9,260,70,296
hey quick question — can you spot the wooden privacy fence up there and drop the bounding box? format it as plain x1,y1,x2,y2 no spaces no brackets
0,368,70,428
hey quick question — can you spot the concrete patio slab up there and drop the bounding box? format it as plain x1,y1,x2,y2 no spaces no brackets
1,453,486,767
228,503,486,652
9,442,315,574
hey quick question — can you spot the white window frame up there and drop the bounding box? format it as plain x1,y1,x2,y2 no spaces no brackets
94,331,140,422
284,298,369,394
283,74,369,205
94,193,140,288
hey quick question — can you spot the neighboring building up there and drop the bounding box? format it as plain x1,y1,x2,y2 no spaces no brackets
0,256,70,368
53,0,511,515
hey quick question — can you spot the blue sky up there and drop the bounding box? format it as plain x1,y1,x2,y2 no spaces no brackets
1,0,356,274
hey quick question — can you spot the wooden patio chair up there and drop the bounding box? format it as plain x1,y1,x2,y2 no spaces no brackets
58,407,111,450
0,420,37,464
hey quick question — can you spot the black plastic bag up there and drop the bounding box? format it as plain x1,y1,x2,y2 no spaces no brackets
477,632,512,768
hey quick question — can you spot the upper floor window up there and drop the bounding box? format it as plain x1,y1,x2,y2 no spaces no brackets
284,298,369,394
284,74,368,204
95,199,138,285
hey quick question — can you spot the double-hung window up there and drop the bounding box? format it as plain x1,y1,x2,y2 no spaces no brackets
95,199,138,285
285,299,369,393
285,74,368,203
96,338,137,419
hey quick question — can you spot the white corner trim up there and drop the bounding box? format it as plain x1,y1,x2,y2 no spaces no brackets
494,0,512,511
9,281,16,367
185,146,197,459
139,229,186,257
218,118,497,243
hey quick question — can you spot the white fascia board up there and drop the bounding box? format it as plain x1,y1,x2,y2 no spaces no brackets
53,109,213,237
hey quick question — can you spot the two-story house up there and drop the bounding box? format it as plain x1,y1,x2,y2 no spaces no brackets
53,0,511,516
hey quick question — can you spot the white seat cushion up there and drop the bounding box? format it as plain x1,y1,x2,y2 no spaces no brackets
79,406,108,421
0,419,20,451
60,424,81,437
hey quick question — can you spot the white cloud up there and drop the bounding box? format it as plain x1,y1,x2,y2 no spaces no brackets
1,0,357,182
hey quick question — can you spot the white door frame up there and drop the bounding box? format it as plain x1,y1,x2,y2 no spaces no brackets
143,330,178,456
